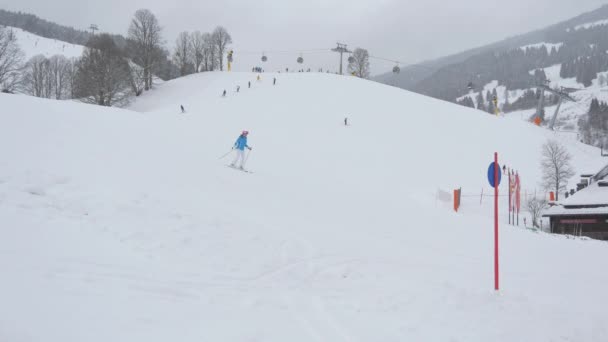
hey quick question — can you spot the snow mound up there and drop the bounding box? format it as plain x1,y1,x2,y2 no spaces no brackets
1,72,607,342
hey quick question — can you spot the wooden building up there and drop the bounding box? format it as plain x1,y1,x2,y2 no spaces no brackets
543,164,608,240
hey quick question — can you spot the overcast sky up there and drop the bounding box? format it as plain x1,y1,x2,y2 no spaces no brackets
1,0,607,74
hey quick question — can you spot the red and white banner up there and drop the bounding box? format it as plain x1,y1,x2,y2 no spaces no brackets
515,173,521,213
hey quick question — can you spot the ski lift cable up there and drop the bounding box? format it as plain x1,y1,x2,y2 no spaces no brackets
368,55,436,72
233,48,332,55
233,48,431,68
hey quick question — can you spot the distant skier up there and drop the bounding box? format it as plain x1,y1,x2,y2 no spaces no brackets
257,75,261,81
222,89,227,97
230,131,252,170
273,77,276,85
180,105,185,113
344,117,348,126
237,85,240,93
248,81,251,89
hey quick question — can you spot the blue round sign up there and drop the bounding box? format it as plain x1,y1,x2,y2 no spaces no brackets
487,162,502,188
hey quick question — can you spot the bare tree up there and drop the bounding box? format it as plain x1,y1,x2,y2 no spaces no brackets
24,55,75,99
526,197,548,229
348,48,370,79
48,55,72,99
73,34,132,106
190,31,205,73
128,9,163,90
22,54,50,97
0,27,24,92
540,139,576,201
66,57,78,99
127,60,146,96
173,31,193,76
202,32,216,71
211,26,232,71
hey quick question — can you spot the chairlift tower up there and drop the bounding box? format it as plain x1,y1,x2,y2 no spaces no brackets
89,24,99,35
331,43,351,75
534,83,576,130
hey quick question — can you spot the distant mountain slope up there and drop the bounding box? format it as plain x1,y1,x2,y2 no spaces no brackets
376,5,608,101
375,5,608,148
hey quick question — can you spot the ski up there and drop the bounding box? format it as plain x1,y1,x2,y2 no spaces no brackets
226,165,253,173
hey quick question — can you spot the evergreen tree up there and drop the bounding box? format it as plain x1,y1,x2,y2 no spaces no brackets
476,91,485,111
486,90,494,113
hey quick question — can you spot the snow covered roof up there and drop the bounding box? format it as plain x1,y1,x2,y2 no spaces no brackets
544,204,608,217
544,163,608,217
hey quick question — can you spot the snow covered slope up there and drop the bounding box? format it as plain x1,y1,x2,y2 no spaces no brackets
9,26,84,60
460,63,608,136
503,64,608,134
1,72,607,342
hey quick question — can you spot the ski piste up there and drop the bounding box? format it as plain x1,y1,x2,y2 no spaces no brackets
226,164,253,173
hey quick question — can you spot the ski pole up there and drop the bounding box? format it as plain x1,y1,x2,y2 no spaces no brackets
243,149,252,167
218,149,234,160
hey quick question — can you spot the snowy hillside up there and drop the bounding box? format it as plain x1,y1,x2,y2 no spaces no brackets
1,72,607,342
458,61,608,138
9,26,84,60
499,64,608,134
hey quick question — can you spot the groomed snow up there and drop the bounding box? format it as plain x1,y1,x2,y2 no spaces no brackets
1,72,608,341
9,26,84,60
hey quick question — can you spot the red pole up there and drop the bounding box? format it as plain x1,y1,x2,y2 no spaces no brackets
494,152,499,291
508,170,511,224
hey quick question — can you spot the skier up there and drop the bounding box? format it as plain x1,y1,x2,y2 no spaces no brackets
237,85,240,93
273,77,276,85
344,117,348,126
222,89,227,97
230,131,252,170
248,81,251,89
180,105,185,113
257,75,261,81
